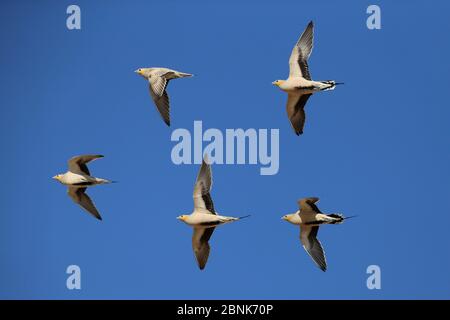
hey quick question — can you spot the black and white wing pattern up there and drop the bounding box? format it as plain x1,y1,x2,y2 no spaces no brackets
288,21,314,80
193,158,215,214
148,73,171,126
300,225,327,272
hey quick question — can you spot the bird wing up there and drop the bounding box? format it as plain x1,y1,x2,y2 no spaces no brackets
288,21,314,79
149,73,168,97
192,227,215,270
68,155,104,175
148,78,171,126
286,93,312,135
193,158,216,214
298,197,322,214
67,187,102,220
300,225,327,271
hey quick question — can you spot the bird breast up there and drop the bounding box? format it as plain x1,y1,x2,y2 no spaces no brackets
287,213,302,225
63,172,91,185
187,212,219,225
281,77,312,92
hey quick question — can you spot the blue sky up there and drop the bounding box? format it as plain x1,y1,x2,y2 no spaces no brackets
1,0,449,299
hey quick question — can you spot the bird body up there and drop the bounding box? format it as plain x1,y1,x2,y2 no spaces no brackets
283,211,343,226
135,67,192,126
282,197,349,272
53,155,112,220
273,21,342,135
54,171,111,186
277,78,336,93
177,158,249,270
138,67,192,80
179,210,246,227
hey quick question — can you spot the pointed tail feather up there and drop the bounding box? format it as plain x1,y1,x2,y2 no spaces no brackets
327,214,357,224
178,72,193,78
238,215,251,220
326,213,344,224
99,179,118,184
320,80,344,91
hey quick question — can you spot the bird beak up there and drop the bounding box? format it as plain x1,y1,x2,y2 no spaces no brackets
272,81,277,86
281,216,286,220
52,175,59,180
176,216,182,220
135,69,142,75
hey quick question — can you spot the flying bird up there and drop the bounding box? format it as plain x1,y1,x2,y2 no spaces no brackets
135,67,192,126
272,21,343,135
53,155,114,220
282,197,353,272
177,158,250,270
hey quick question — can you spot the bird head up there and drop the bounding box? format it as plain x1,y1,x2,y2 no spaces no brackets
134,68,149,78
281,214,297,224
52,174,62,182
177,215,188,222
272,80,284,87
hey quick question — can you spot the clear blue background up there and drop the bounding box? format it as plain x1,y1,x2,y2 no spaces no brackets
1,0,449,299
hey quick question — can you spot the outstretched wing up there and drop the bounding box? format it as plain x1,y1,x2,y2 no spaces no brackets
286,93,312,135
288,21,314,79
193,158,215,214
148,78,170,126
298,197,321,214
192,227,215,270
68,155,104,175
67,187,102,220
300,225,327,271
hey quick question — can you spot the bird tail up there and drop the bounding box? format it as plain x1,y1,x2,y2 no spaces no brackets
319,80,344,91
327,214,357,224
99,179,117,184
326,213,344,224
177,72,193,78
220,215,251,224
